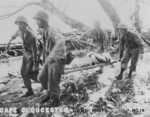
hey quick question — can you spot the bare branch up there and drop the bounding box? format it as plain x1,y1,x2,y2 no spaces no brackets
0,5,20,8
0,0,89,32
0,2,39,20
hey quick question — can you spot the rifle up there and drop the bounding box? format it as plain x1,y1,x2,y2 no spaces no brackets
141,35,150,47
64,60,120,74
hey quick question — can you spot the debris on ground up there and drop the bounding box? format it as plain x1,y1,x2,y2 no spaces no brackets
0,48,150,117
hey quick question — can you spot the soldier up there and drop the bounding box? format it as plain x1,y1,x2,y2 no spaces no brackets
33,10,65,104
33,10,62,64
80,21,108,73
6,16,39,97
38,39,73,107
80,20,108,54
116,23,144,80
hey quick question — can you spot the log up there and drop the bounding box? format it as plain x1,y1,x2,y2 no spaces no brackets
0,43,23,52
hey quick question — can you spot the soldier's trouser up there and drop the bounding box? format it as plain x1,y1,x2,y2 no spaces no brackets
38,58,65,94
121,48,140,72
96,43,104,54
21,52,39,89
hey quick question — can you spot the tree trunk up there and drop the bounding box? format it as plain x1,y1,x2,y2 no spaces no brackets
97,0,121,33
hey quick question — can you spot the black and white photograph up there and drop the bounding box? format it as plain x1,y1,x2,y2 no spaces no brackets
0,0,150,116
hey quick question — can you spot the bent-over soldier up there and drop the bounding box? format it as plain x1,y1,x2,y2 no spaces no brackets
6,16,39,97
38,39,73,107
116,23,144,80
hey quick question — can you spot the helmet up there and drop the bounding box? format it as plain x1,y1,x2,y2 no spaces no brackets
15,16,28,25
34,10,49,23
117,23,128,29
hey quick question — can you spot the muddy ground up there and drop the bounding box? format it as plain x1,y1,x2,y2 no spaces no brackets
0,51,150,117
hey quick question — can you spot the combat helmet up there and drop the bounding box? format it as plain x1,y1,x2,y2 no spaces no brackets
15,16,28,25
34,10,49,23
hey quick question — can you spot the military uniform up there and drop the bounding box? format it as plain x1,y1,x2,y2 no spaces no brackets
38,40,66,91
116,23,144,80
38,40,66,106
40,27,62,63
82,27,108,54
12,29,39,90
33,10,62,64
6,16,40,97
37,26,63,92
34,11,65,105
120,30,144,71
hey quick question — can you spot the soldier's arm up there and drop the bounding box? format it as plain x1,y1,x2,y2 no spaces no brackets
31,36,38,63
6,31,18,51
96,33,104,53
119,37,125,59
101,30,108,48
133,33,144,47
133,33,144,53
51,28,63,43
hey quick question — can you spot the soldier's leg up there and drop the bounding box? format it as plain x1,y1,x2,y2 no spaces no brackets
39,60,52,104
128,48,140,78
48,61,64,107
30,71,39,83
30,53,42,82
37,61,48,90
116,48,131,80
96,43,104,54
21,55,34,97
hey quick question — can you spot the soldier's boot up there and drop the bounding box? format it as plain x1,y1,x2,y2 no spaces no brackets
51,94,61,107
115,68,125,80
40,92,50,103
21,86,34,97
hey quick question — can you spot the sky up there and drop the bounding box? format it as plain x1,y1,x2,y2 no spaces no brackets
0,0,150,44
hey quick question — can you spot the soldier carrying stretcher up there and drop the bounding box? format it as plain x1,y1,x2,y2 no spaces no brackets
33,10,63,64
38,39,74,107
116,23,144,80
6,16,39,97
80,20,108,54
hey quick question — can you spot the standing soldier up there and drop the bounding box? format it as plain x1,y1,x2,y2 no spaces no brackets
38,39,73,107
80,20,108,73
6,16,39,97
80,20,108,54
33,10,62,64
33,10,64,100
116,23,144,80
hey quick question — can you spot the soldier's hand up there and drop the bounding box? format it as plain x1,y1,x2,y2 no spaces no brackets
139,54,143,60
